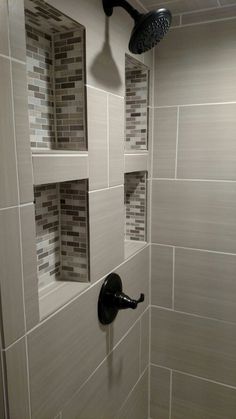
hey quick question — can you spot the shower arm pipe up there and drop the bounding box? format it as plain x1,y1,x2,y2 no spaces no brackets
103,0,141,20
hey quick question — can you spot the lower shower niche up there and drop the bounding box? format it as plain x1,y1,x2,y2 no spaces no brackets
124,171,147,259
34,179,89,317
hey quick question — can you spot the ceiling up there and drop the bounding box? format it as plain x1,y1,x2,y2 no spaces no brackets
137,0,236,17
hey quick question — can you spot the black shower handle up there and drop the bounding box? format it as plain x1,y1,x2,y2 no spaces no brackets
98,273,145,324
112,291,145,310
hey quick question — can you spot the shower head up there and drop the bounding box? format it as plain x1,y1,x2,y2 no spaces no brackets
102,0,172,54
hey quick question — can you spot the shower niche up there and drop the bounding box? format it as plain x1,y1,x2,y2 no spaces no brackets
124,171,147,259
125,55,149,151
34,179,89,318
24,0,87,152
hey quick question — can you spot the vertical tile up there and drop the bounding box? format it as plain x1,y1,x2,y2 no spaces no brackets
0,208,25,347
111,246,149,347
152,107,178,178
0,57,18,209
8,0,26,61
62,323,140,419
152,179,236,254
150,365,170,419
151,307,236,387
108,94,124,187
27,282,108,419
0,0,9,56
12,61,33,204
20,204,39,331
117,370,149,419
141,309,150,373
172,372,236,419
175,247,236,323
87,86,108,190
0,353,6,419
178,104,236,180
4,338,30,419
89,186,124,282
151,245,173,308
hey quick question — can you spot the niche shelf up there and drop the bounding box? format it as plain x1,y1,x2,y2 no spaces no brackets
125,55,149,151
24,0,87,152
124,171,147,259
34,179,89,318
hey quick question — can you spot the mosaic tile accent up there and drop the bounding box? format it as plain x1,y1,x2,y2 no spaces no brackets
125,56,149,150
34,184,60,289
25,0,86,150
125,171,147,242
34,180,89,290
60,180,89,281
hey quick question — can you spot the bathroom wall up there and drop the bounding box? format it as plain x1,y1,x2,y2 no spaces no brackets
0,1,152,419
151,16,236,419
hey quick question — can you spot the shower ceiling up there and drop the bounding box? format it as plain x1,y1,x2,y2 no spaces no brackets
138,0,236,19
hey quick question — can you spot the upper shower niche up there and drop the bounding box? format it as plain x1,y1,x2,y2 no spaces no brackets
24,0,87,151
125,55,149,151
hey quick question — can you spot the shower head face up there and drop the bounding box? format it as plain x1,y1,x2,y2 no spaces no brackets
129,8,172,54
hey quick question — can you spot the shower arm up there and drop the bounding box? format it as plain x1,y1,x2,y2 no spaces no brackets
102,0,141,20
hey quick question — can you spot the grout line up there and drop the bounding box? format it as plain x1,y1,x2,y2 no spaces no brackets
24,336,32,419
0,52,26,65
172,248,175,310
171,13,236,28
150,304,236,326
169,370,173,419
152,177,236,182
107,95,110,188
151,242,236,257
89,184,123,193
86,84,124,99
153,101,236,108
0,202,33,212
139,319,142,376
150,362,236,391
174,106,179,179
0,350,8,419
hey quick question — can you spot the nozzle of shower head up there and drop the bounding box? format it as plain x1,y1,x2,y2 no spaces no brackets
102,0,172,54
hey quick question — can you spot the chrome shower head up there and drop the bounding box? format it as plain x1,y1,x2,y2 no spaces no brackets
103,0,172,54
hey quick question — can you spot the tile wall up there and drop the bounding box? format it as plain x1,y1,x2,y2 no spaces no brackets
0,1,152,418
150,17,236,419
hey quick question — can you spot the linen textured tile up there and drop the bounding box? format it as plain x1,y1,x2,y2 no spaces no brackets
34,180,89,289
125,171,147,242
125,56,149,150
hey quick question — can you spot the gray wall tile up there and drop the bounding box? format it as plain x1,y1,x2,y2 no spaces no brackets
172,372,236,419
110,246,149,347
8,0,26,61
154,20,236,106
87,87,108,191
27,283,108,419
141,309,150,373
4,338,30,419
151,307,236,387
12,61,33,203
178,104,236,180
89,186,124,282
175,247,236,323
0,208,25,347
151,245,173,308
182,4,236,25
153,107,178,178
20,204,39,331
152,180,236,253
150,365,170,419
62,323,140,419
0,57,18,209
0,0,9,56
117,370,149,419
109,95,124,187
142,0,218,14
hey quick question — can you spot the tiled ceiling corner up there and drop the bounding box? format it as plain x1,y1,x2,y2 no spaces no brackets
138,0,236,26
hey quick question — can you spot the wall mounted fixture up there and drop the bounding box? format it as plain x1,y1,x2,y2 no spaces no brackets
98,273,145,324
102,0,172,54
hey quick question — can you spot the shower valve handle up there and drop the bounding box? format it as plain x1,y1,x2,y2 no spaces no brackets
98,273,145,324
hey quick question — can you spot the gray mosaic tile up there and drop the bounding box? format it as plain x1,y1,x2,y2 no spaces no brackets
125,171,147,242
